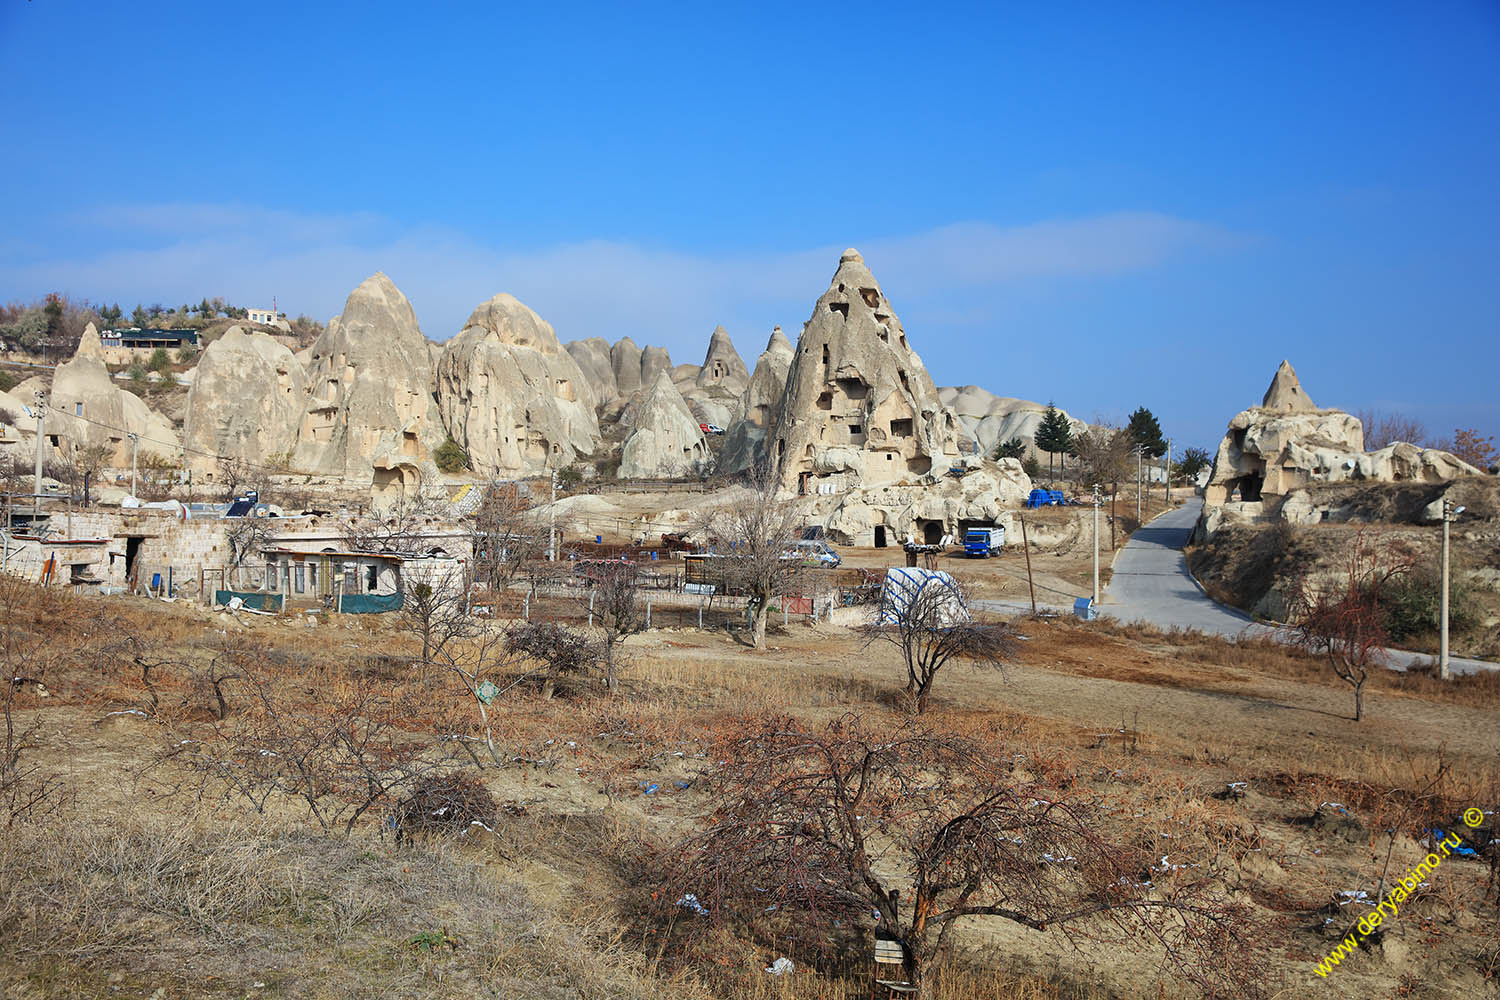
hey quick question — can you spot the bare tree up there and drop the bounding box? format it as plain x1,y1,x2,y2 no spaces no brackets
397,566,473,664
1289,530,1413,721
861,573,1015,713
581,560,645,694
699,468,804,649
1070,425,1131,489
470,483,543,593
1353,409,1429,450
342,490,446,554
669,715,1258,998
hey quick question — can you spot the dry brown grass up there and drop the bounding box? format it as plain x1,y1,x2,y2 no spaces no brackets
2,583,1496,999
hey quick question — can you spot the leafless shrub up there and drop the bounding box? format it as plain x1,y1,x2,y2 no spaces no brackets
860,574,1016,713
166,674,464,836
503,620,602,701
1288,530,1414,721
667,714,1262,997
0,576,68,825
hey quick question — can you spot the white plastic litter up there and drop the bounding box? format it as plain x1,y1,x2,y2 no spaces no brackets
765,958,794,976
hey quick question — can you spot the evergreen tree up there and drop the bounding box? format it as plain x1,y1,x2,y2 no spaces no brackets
992,436,1026,461
131,303,149,327
1127,406,1166,458
1033,402,1074,479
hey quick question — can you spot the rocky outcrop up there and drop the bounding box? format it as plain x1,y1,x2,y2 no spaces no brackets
619,370,707,478
938,386,1089,458
566,337,618,403
720,326,795,474
820,459,1032,546
772,249,961,493
435,293,602,478
695,326,748,391
1199,360,1482,539
640,345,673,388
46,323,180,464
292,273,444,492
611,338,643,396
183,327,306,475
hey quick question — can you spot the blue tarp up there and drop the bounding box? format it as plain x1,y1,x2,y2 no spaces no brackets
215,590,283,611
339,592,404,614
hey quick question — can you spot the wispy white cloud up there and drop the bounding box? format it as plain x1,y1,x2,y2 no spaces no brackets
3,204,1236,366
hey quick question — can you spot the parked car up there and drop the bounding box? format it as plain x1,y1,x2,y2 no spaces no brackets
699,423,711,434
784,539,841,568
706,423,725,435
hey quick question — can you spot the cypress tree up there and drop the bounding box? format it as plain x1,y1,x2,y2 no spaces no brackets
1033,402,1074,479
1127,406,1166,458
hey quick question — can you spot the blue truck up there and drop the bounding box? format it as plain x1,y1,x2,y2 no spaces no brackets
963,526,1005,557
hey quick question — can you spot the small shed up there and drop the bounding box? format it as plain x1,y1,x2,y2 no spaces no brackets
877,568,969,626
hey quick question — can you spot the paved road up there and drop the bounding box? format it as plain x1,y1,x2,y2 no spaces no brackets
981,496,1497,677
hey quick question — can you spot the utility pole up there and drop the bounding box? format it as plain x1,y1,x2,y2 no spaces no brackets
1135,445,1142,525
128,432,140,498
1439,498,1465,681
1091,483,1101,606
1165,438,1172,506
547,468,557,561
32,392,47,520
1020,514,1036,615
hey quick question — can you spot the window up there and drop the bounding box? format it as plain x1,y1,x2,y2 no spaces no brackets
75,402,83,416
294,564,305,594
366,564,379,592
308,562,317,592
266,562,278,591
849,424,864,436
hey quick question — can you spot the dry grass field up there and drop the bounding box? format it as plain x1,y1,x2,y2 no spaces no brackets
1,572,1496,1000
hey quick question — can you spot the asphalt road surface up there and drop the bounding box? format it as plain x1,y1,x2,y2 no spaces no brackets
979,496,1496,677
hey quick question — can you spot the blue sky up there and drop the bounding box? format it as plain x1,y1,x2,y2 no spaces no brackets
2,1,1497,449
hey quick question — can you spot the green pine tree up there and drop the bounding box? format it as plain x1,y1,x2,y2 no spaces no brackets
992,436,1026,461
1033,402,1074,480
1127,406,1166,458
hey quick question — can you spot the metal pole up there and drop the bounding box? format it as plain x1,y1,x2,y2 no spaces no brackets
1165,439,1172,506
646,600,651,629
1135,446,1142,525
1091,484,1101,606
32,392,46,520
1440,499,1451,681
129,432,140,498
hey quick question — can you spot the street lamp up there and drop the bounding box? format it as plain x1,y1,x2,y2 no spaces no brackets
1439,499,1465,681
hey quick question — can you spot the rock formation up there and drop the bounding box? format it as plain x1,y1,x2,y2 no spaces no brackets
720,326,795,474
183,327,306,475
610,338,644,397
619,370,708,478
938,386,1089,459
292,273,444,491
1199,360,1482,538
771,249,961,493
822,460,1032,547
435,293,602,478
695,326,748,391
46,323,180,464
640,345,673,388
565,337,619,402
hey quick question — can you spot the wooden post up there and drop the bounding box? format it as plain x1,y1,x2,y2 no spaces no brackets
1020,515,1037,616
